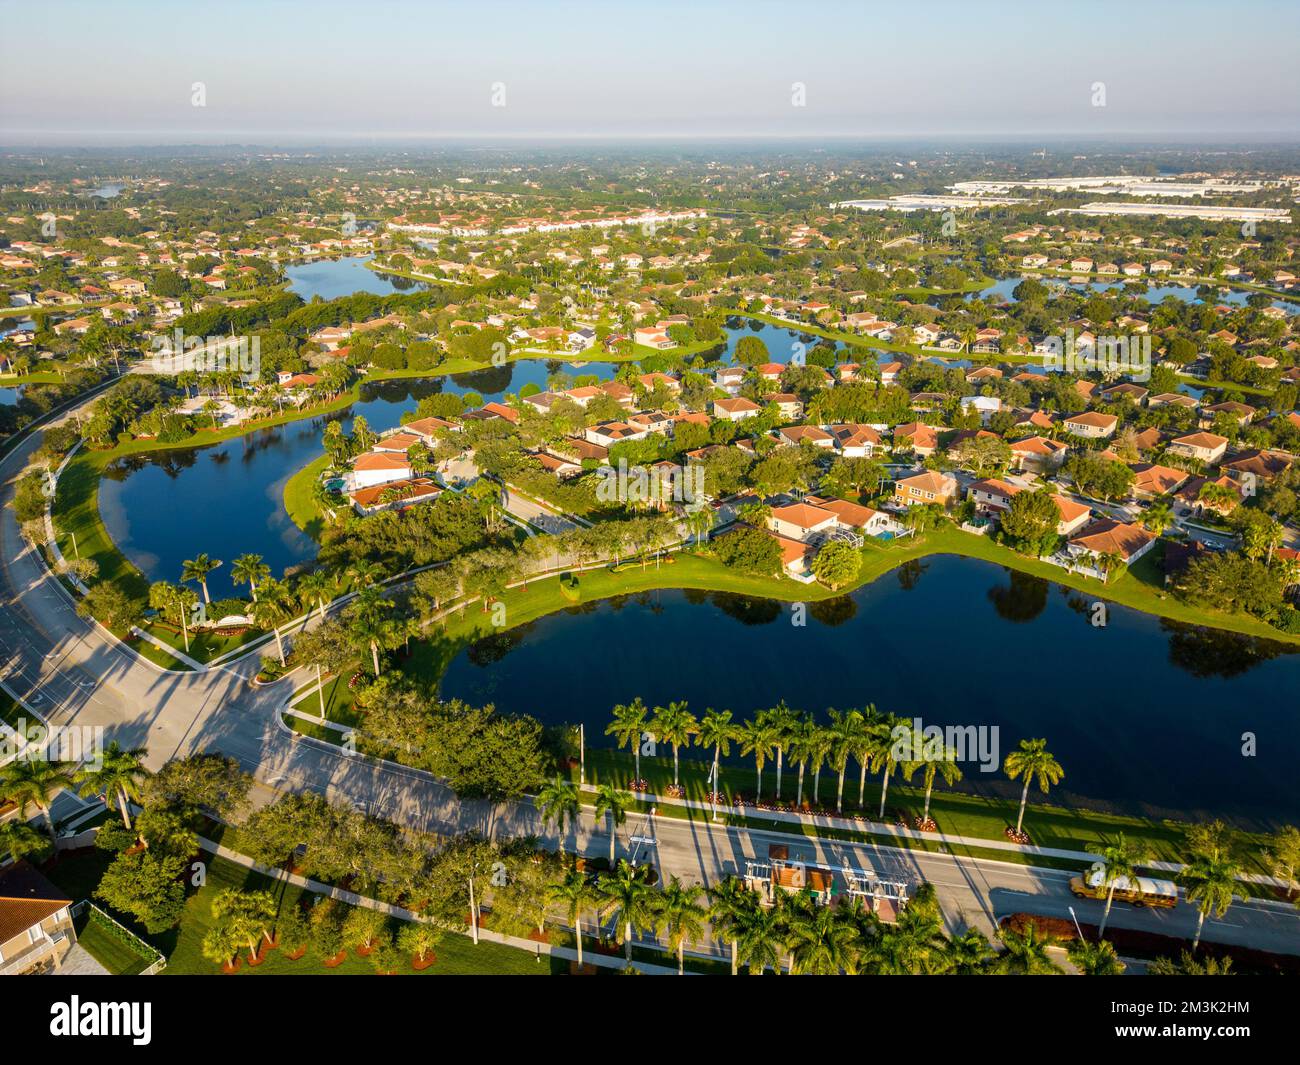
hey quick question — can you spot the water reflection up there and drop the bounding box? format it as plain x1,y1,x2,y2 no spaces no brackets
986,568,1048,623
1165,622,1283,679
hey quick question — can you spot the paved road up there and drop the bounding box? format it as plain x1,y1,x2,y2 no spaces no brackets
3,405,1299,956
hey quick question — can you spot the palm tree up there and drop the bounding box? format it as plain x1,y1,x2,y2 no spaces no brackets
73,741,147,829
251,578,296,667
592,782,628,865
0,759,71,838
786,713,819,808
907,743,964,825
851,703,881,808
826,707,866,814
347,559,385,589
995,921,1062,974
759,701,798,801
1068,937,1125,975
605,698,648,782
650,701,697,788
181,552,222,604
734,901,783,975
738,716,778,801
212,888,278,962
297,570,335,621
786,901,860,974
806,724,833,806
548,871,595,968
202,925,242,971
1003,738,1065,838
694,708,738,817
1093,834,1150,936
345,586,396,676
536,776,581,838
706,876,756,975
230,553,270,603
868,712,906,820
1097,550,1125,584
597,860,657,964
945,927,996,974
1141,500,1175,536
0,819,50,862
1181,849,1240,953
149,581,196,653
654,876,708,975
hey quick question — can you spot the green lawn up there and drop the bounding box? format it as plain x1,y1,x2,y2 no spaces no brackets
141,620,267,665
73,908,158,976
282,452,332,539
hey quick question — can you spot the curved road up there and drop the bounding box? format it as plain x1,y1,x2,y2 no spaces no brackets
2,402,1298,957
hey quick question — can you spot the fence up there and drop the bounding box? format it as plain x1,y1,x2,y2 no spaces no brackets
71,900,167,975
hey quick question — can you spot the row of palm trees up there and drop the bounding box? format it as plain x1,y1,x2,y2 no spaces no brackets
551,864,1097,975
604,698,1064,834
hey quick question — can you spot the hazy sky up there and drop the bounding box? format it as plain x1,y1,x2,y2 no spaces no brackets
3,0,1298,144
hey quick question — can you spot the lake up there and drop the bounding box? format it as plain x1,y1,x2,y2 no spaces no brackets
439,554,1300,827
284,255,430,301
98,360,614,599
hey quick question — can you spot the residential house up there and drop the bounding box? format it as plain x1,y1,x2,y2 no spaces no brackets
892,470,958,508
1168,431,1229,465
893,422,939,457
350,451,413,489
1062,411,1119,439
1065,519,1157,570
349,477,441,516
767,502,840,542
1009,436,1068,473
713,397,762,422
826,423,883,458
0,862,76,974
1129,463,1190,499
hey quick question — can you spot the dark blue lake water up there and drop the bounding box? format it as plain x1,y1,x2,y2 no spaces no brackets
439,554,1300,826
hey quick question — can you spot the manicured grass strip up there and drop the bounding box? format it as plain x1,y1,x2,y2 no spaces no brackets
73,907,159,976
283,452,332,538
141,621,264,665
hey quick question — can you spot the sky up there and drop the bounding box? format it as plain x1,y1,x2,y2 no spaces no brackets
2,0,1298,145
